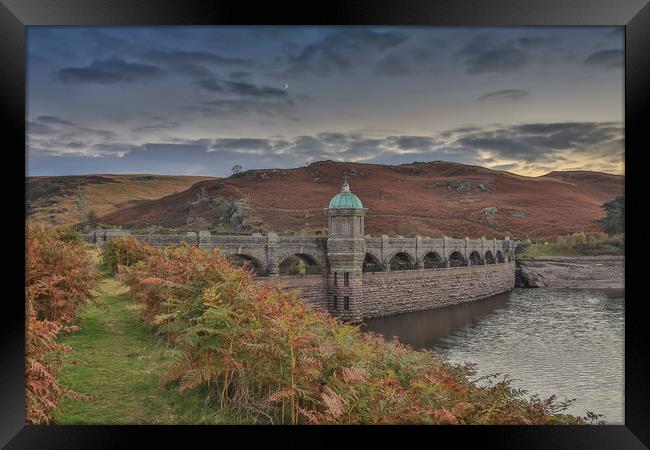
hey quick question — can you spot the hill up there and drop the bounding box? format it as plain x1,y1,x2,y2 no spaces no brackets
26,174,216,227
93,161,623,239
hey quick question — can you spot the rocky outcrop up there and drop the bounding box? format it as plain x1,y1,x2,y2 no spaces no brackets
184,187,260,232
427,180,492,192
516,256,624,289
515,262,547,287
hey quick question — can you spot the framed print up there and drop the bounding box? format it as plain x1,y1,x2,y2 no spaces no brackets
3,0,648,448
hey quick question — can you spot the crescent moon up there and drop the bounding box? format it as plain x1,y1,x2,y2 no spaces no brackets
284,82,289,90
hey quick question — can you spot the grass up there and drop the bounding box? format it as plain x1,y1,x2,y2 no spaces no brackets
516,232,624,260
27,174,215,227
52,277,229,424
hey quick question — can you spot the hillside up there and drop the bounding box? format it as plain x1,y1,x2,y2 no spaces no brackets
94,161,623,239
26,174,216,227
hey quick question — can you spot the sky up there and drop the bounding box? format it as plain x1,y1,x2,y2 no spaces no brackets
26,26,624,177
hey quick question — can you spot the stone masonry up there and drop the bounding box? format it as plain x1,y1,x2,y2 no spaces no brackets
87,178,517,322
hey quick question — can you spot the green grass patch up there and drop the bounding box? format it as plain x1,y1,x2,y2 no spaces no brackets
517,232,624,260
53,277,232,424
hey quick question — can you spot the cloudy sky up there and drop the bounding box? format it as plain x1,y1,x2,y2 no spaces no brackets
27,26,624,177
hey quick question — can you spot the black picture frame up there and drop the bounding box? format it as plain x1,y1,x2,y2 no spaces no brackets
3,0,648,448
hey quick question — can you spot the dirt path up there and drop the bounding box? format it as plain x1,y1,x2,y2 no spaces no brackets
53,277,223,424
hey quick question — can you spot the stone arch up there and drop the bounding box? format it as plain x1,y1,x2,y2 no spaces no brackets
363,252,382,272
388,251,416,271
279,253,322,275
422,251,443,269
448,251,466,267
496,250,505,263
227,254,265,276
469,251,484,265
484,250,496,264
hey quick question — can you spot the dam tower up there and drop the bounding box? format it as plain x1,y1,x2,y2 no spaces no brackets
325,176,367,322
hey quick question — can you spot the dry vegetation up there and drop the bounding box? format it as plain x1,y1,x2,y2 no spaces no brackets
25,225,100,423
101,237,594,424
517,232,624,258
26,174,215,227
98,162,623,239
27,229,603,425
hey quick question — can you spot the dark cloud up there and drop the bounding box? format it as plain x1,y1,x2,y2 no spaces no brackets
456,34,498,59
465,48,528,75
92,142,139,154
35,115,116,140
477,89,528,102
131,119,182,134
28,121,623,176
36,116,77,126
374,54,411,76
316,132,349,145
454,121,623,162
516,37,556,49
387,135,440,150
374,47,436,76
181,96,294,119
58,58,165,83
583,49,623,69
143,50,252,67
193,73,288,99
455,35,532,75
287,30,409,75
195,75,224,92
28,116,120,156
27,121,56,135
439,126,482,138
82,30,131,55
211,138,274,153
229,71,252,81
226,81,288,98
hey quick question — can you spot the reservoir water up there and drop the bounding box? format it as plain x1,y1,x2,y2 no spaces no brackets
363,288,625,424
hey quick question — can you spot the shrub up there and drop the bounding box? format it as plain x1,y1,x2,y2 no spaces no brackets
86,210,99,225
25,225,99,423
25,295,78,424
26,225,100,324
518,231,624,258
101,236,154,275
121,244,232,330
53,226,86,245
119,240,587,425
597,194,624,235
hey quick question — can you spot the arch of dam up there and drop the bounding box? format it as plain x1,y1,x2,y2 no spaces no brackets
87,178,517,322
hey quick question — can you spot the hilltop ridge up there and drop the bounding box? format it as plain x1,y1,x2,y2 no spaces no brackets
57,161,624,239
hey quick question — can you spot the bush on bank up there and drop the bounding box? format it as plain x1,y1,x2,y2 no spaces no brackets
105,237,590,425
25,225,99,423
517,232,624,259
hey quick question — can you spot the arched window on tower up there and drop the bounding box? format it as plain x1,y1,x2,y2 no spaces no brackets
344,272,350,286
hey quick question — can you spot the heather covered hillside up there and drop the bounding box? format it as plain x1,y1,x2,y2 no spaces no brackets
95,161,623,239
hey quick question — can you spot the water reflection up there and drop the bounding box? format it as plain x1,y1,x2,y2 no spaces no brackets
363,288,625,424
361,292,511,348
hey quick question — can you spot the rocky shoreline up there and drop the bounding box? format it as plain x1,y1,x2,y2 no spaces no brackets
515,256,624,289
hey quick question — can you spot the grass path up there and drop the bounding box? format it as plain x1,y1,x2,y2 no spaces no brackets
53,277,224,424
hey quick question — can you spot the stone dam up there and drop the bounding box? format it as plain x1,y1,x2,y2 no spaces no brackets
86,178,517,322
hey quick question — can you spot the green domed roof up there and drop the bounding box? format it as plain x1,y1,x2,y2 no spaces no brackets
328,176,363,209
